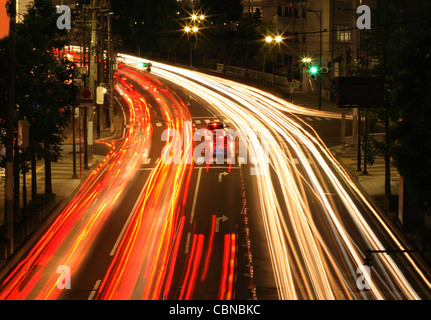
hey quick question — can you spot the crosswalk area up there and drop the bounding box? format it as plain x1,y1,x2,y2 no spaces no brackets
153,117,232,129
153,116,335,128
302,116,335,122
337,147,399,178
333,145,400,197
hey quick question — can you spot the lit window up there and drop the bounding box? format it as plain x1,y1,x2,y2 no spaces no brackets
337,28,351,42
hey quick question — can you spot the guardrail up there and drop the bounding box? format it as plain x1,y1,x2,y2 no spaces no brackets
216,63,302,91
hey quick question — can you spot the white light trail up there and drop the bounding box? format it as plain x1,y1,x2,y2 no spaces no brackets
120,54,431,300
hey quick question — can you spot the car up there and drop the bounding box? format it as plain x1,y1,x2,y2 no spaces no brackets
198,121,234,162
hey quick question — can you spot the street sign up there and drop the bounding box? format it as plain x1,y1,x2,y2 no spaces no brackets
81,88,92,99
79,87,93,104
336,77,385,108
96,86,105,105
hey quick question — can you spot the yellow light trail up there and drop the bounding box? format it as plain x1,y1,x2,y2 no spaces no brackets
120,54,431,300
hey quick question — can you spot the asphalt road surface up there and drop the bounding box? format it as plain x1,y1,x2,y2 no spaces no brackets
1,57,431,301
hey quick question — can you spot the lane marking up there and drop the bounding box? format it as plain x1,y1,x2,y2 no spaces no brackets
215,215,229,232
110,172,151,256
87,280,102,300
185,232,192,254
189,167,203,224
218,171,229,182
138,166,240,171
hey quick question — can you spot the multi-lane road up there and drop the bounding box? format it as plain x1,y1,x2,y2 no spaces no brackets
1,56,431,300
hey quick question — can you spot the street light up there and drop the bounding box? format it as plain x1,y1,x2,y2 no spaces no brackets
264,35,282,86
185,25,198,68
307,9,322,110
191,11,206,23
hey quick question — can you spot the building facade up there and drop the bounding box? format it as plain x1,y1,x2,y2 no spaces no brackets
254,0,376,97
16,0,77,23
176,0,200,10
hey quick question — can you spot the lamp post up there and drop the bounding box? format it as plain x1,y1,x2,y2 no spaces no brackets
307,9,322,110
185,12,204,69
184,25,198,68
265,35,282,86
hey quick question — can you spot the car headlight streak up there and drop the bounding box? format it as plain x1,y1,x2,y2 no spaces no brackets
119,54,431,300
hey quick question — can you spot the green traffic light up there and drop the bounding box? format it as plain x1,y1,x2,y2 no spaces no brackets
137,62,144,68
310,66,318,74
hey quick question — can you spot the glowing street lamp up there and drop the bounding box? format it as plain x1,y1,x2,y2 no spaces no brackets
264,35,283,86
184,25,199,68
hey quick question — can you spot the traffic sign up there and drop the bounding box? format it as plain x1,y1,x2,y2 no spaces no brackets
81,88,92,99
79,88,93,104
336,77,385,108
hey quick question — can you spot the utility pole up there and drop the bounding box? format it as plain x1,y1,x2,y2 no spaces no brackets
5,0,17,256
318,10,322,111
82,4,87,68
107,10,114,132
87,0,98,167
97,8,105,138
307,9,322,110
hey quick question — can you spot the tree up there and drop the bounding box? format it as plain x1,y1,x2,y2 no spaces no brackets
200,0,243,25
356,0,407,204
0,0,78,199
110,0,178,56
392,3,431,216
197,0,244,72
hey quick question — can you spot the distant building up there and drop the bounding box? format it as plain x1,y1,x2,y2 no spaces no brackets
17,0,33,23
17,0,77,23
255,0,376,97
242,0,264,14
176,0,200,10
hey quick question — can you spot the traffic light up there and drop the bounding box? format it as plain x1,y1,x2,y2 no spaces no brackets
137,61,152,73
309,65,319,80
